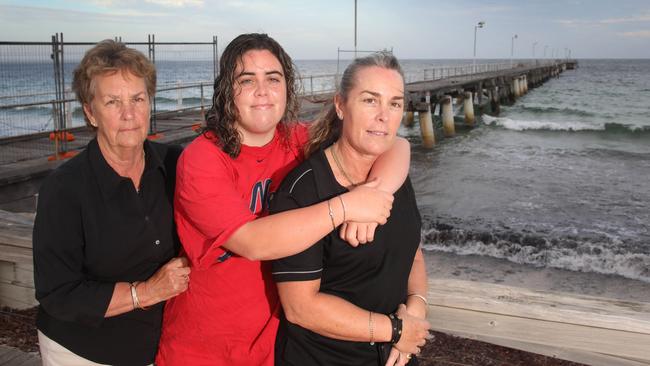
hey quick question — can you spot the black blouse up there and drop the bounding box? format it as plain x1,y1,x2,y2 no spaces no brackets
33,138,181,366
270,147,422,366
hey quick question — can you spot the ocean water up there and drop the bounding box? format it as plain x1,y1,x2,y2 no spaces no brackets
2,57,648,286
402,59,650,284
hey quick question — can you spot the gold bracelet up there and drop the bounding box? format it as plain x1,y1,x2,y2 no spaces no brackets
369,311,375,345
130,282,149,310
408,293,429,306
129,282,137,310
327,199,336,230
338,195,346,223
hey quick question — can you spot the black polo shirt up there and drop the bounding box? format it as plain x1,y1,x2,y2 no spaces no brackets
33,138,182,366
270,147,422,366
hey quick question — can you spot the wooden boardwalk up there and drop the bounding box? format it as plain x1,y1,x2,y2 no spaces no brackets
427,279,650,366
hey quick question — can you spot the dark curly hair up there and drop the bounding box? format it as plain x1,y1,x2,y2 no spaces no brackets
204,33,300,158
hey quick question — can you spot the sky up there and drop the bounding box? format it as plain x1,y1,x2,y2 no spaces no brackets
0,0,649,59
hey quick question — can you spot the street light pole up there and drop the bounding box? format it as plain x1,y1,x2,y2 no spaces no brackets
354,0,357,59
533,41,538,59
544,45,548,58
510,34,518,68
473,21,485,73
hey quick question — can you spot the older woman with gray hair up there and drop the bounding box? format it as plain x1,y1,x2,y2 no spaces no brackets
271,52,430,366
33,40,189,365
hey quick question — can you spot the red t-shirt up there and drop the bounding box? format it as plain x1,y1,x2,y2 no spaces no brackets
156,124,308,366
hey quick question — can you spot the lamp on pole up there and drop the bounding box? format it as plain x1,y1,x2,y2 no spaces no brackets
510,34,518,68
532,41,538,59
544,45,548,58
473,21,485,73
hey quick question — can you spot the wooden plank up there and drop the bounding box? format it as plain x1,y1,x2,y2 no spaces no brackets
426,278,650,364
0,210,33,250
13,263,34,287
428,305,650,362
427,278,650,334
0,261,14,283
446,330,650,366
0,262,34,287
0,232,31,249
0,246,32,265
0,282,37,309
0,210,34,226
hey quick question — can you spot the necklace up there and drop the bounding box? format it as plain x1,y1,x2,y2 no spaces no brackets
330,143,360,187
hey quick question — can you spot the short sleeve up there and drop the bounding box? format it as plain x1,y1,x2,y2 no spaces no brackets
269,170,325,283
174,139,256,270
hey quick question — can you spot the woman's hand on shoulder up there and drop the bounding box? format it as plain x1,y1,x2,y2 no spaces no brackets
141,256,191,305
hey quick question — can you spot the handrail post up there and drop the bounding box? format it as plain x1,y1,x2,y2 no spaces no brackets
200,83,205,120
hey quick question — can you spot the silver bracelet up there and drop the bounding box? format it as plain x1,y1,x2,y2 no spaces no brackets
408,293,429,306
327,199,336,230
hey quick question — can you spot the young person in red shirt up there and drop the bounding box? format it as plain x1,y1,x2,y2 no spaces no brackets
156,33,413,365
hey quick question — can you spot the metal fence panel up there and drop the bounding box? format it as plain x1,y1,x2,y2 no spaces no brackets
0,35,217,165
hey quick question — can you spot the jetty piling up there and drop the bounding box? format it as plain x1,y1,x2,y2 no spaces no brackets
418,92,435,148
404,101,415,127
441,95,455,137
463,91,475,126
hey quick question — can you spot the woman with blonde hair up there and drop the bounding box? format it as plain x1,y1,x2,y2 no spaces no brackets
271,52,429,366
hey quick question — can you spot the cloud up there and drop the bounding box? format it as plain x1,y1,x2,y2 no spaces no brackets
86,0,203,8
556,14,650,26
144,0,204,7
601,15,650,24
618,30,650,38
222,1,274,12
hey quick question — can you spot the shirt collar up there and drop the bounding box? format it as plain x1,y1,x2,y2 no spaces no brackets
88,138,166,200
311,143,348,200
